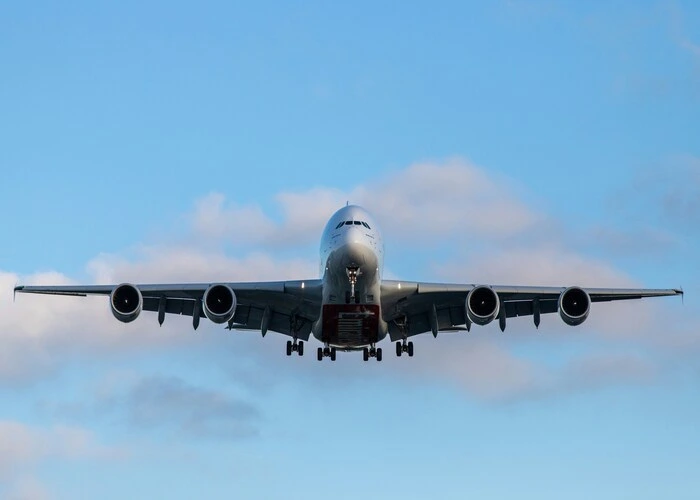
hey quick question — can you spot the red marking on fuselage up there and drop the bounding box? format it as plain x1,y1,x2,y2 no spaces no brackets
322,304,380,346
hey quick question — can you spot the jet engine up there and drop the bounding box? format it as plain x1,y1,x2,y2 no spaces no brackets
466,285,500,326
558,286,591,326
110,283,143,323
203,284,237,324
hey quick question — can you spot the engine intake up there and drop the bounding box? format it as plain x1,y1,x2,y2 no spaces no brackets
203,284,237,324
466,285,500,326
110,283,143,323
558,286,590,326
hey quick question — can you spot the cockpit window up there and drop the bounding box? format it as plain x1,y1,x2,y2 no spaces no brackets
345,221,353,225
362,222,371,229
335,222,344,229
353,221,361,225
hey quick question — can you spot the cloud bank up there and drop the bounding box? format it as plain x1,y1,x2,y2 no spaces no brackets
3,158,693,405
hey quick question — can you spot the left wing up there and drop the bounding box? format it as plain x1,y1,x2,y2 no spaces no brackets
380,281,683,340
14,281,323,340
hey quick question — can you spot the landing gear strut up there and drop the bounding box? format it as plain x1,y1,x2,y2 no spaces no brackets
362,344,382,362
396,340,414,357
286,339,304,356
317,344,337,361
345,266,361,304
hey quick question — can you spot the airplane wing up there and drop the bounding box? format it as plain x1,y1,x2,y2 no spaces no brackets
14,281,323,340
380,281,683,341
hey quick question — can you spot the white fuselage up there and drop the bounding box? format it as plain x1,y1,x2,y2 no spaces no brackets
313,205,387,348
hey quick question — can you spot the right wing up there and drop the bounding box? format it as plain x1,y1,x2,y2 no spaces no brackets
14,280,323,340
380,281,683,340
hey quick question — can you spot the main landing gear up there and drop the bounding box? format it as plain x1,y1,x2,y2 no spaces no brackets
396,340,414,357
286,339,304,356
317,344,337,361
362,345,382,362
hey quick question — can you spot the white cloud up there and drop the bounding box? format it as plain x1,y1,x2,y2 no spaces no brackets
0,421,121,499
354,159,542,241
187,159,543,249
410,337,546,401
4,476,51,500
3,158,695,401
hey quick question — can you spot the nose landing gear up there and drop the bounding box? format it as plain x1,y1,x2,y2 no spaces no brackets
345,266,361,304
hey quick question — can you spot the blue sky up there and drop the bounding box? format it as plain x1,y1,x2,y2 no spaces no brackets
1,1,699,498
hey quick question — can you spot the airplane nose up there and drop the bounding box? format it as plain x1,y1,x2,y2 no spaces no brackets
337,227,373,266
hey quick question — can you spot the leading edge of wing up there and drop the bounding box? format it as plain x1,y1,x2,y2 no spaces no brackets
13,280,324,299
492,285,683,301
13,284,113,297
380,280,682,298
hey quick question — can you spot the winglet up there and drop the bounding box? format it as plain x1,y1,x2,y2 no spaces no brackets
13,284,22,302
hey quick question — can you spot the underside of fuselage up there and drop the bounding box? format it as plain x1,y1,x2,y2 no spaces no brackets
313,210,388,352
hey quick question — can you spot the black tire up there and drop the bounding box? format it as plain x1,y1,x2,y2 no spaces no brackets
376,348,383,362
363,348,369,361
354,294,360,304
408,341,414,357
286,340,292,356
396,342,402,357
298,341,304,356
317,347,323,361
345,291,351,304
330,348,337,361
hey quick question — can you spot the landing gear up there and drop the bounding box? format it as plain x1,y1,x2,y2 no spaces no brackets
345,266,361,304
362,345,382,362
286,339,304,356
396,340,414,357
317,344,336,361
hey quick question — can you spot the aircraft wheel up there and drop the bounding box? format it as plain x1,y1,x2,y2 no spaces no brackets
286,340,292,356
330,348,337,361
363,348,369,361
408,341,414,357
376,348,383,362
317,347,323,361
298,341,304,356
345,291,351,304
396,342,402,357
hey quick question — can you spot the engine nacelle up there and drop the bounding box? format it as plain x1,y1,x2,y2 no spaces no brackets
110,283,143,323
203,284,237,324
558,286,591,326
466,285,500,326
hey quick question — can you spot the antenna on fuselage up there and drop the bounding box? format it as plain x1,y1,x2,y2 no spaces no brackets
346,201,349,206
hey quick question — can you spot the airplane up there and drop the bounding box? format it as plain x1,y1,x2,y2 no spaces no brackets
14,205,683,362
